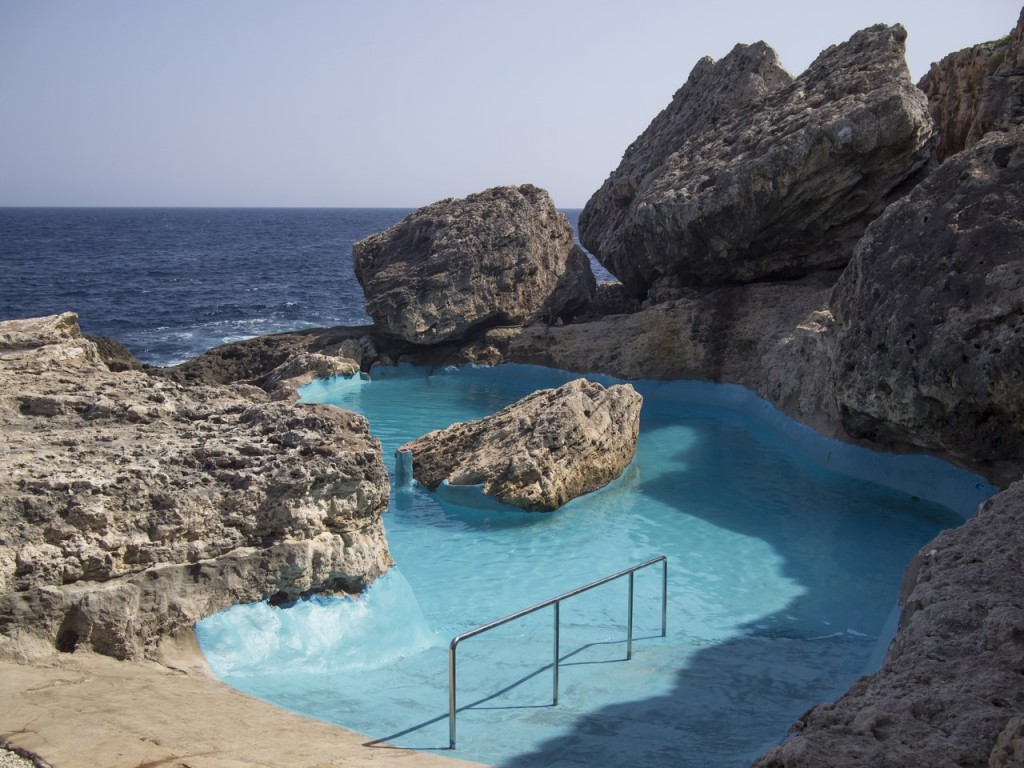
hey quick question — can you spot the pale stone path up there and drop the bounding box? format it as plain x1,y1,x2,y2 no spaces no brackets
0,645,484,768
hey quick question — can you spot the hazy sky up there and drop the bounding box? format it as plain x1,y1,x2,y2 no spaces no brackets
1,1,1020,208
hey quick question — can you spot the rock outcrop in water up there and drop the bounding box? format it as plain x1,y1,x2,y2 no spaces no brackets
353,184,595,345
0,314,391,660
399,379,641,512
579,24,934,301
918,9,1024,161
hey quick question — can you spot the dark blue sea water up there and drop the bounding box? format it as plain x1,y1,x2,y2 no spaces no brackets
0,207,593,366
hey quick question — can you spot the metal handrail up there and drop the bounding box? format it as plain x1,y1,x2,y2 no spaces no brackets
447,555,667,749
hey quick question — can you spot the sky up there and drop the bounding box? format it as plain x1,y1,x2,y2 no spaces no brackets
0,1,1020,209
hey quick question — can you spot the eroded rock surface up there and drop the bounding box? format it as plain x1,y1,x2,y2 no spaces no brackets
353,184,595,345
462,270,841,438
578,41,792,293
580,24,934,299
919,9,1024,161
753,480,1024,768
399,379,641,511
0,314,391,660
832,127,1024,479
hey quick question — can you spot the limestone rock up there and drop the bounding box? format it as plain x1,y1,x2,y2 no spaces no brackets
399,379,641,511
0,314,392,660
919,9,1024,161
466,271,841,437
831,127,1024,479
753,480,1024,768
578,41,792,292
579,24,935,299
353,184,596,345
262,351,360,400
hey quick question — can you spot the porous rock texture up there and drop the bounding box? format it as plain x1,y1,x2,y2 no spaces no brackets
464,272,842,439
579,24,935,300
578,40,792,295
0,313,391,660
753,480,1024,768
832,126,1024,481
919,8,1024,161
353,184,596,345
399,379,641,512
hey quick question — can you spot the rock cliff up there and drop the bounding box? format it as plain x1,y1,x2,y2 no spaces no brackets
579,24,934,300
919,9,1024,161
832,126,1024,481
399,379,641,512
353,184,595,345
0,314,392,660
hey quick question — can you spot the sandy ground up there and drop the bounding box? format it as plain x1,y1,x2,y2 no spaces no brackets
0,637,484,768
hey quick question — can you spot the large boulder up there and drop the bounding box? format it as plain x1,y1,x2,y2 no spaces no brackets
831,127,1024,481
753,479,1024,768
919,9,1024,162
353,185,596,345
0,314,392,660
579,24,935,300
578,41,792,292
399,379,642,512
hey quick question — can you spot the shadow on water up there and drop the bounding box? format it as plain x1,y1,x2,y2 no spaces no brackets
364,638,654,753
487,431,961,768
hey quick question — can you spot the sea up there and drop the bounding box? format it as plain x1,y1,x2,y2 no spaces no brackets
0,207,597,366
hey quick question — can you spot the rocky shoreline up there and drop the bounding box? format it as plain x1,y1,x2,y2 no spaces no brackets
2,9,1024,768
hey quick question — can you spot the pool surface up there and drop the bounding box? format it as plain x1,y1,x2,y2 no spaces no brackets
196,365,995,767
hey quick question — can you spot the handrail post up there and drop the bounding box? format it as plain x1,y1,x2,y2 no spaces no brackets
448,641,457,749
661,557,668,637
552,601,560,705
627,571,634,660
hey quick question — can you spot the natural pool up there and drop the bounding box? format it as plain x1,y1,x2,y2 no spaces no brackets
196,364,996,767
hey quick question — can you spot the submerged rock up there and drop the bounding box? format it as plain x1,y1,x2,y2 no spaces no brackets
831,126,1024,478
353,184,595,345
579,24,934,299
399,379,641,512
919,9,1024,161
0,314,392,660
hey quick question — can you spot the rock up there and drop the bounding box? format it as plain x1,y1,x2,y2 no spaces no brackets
919,9,1024,161
262,351,360,400
466,270,841,437
990,716,1024,768
87,336,144,372
0,314,392,660
753,480,1024,768
353,184,596,345
579,24,935,299
399,379,641,511
579,41,792,294
831,127,1024,482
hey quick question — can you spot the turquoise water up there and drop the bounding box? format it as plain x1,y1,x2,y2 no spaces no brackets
196,365,996,767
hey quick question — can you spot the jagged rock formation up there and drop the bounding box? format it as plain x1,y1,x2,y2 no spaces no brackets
831,126,1024,481
579,24,935,300
919,9,1024,161
399,379,641,511
578,41,792,294
753,479,1024,768
0,314,391,660
353,184,595,345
